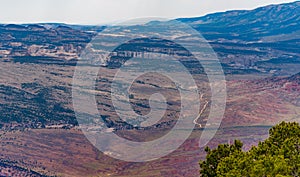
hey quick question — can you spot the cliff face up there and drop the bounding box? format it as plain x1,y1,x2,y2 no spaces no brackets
0,24,95,60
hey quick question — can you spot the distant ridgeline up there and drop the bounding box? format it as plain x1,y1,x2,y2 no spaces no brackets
0,1,298,72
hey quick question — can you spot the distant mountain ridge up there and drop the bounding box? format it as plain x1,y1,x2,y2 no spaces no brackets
180,1,299,24
179,1,300,41
0,1,299,76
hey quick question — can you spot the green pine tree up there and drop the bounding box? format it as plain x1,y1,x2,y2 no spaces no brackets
199,122,300,177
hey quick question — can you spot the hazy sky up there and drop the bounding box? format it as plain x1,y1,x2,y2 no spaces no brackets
0,0,296,25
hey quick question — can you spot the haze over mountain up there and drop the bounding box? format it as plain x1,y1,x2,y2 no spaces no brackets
0,0,296,24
